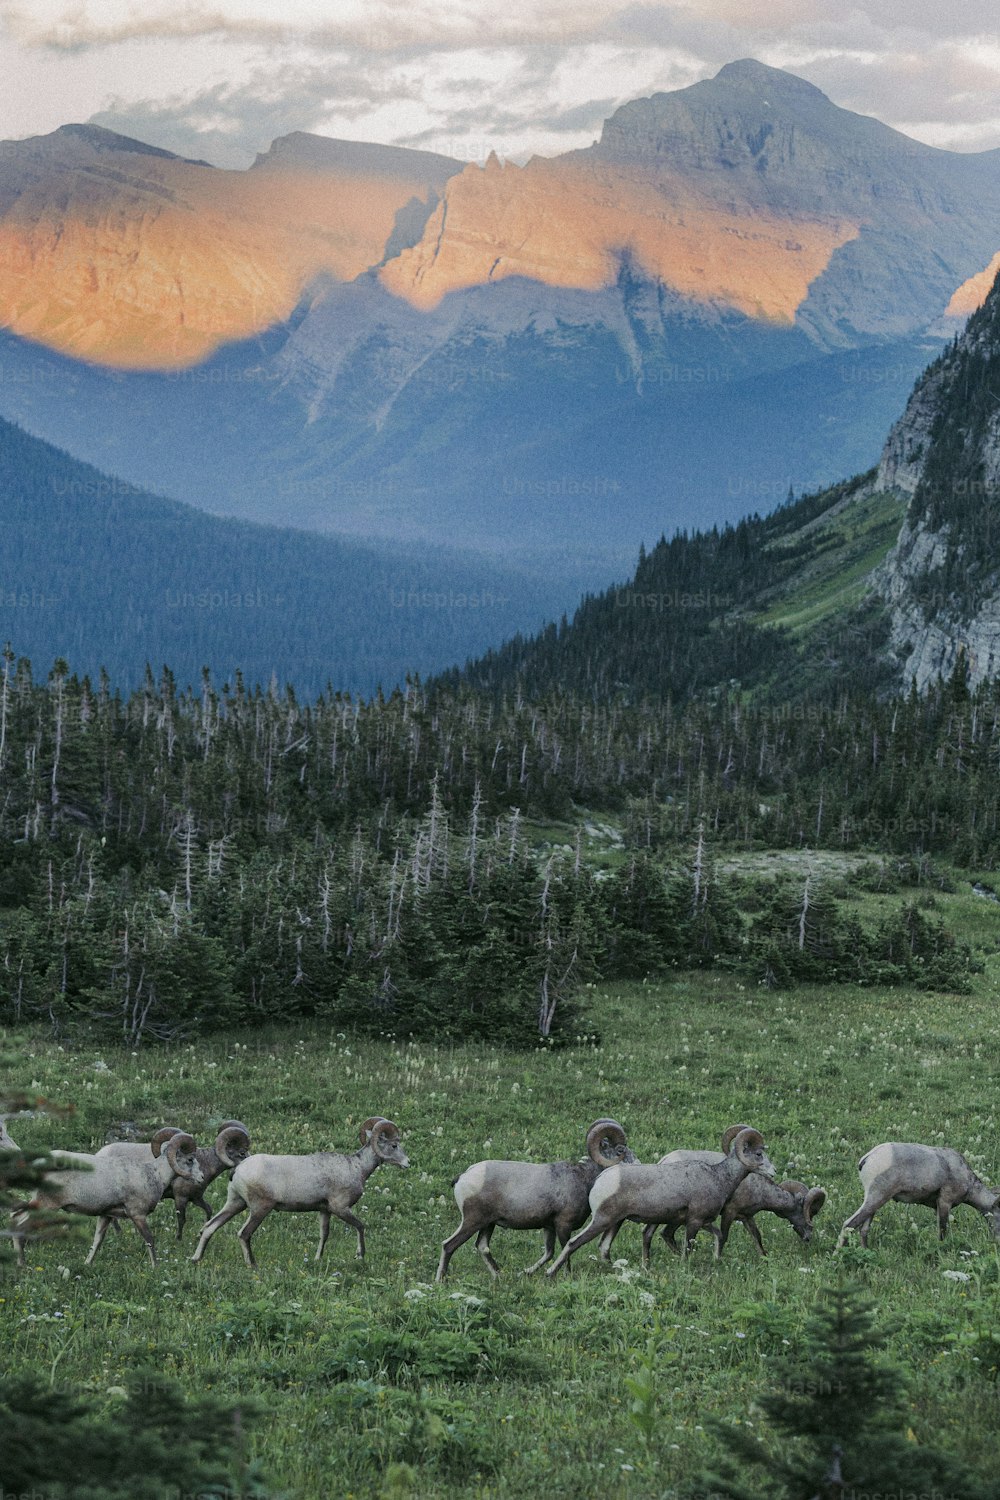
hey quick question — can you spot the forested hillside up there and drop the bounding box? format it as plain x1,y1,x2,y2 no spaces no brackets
447,470,898,703
0,416,554,697
0,649,993,1044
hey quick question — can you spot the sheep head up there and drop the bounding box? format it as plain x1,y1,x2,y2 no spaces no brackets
163,1132,204,1184
586,1119,635,1168
729,1127,775,1179
777,1179,824,1243
982,1189,1000,1242
214,1125,251,1169
371,1119,409,1169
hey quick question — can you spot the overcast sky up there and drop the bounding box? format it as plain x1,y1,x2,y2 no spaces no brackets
2,1,1000,168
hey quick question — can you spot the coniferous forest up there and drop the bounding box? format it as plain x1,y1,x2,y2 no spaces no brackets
0,643,993,1045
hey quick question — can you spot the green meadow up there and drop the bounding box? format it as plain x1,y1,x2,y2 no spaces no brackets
4,954,1000,1498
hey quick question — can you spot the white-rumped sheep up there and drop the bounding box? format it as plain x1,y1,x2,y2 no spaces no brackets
837,1141,1000,1248
190,1116,408,1268
103,1123,252,1239
436,1119,636,1281
546,1125,775,1275
25,1132,202,1265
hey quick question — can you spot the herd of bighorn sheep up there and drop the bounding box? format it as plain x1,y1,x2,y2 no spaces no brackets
2,1112,999,1271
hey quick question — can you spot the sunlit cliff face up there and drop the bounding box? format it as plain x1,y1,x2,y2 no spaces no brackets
0,128,450,368
0,133,861,369
379,152,860,323
944,252,1000,320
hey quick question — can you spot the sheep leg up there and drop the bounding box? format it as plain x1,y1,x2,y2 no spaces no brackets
523,1227,556,1276
476,1226,502,1278
176,1190,212,1241
333,1208,366,1259
598,1221,624,1260
129,1214,157,1267
641,1223,657,1268
237,1206,273,1267
937,1194,957,1240
190,1195,248,1263
659,1224,682,1256
545,1216,611,1276
316,1210,331,1260
740,1215,767,1257
84,1215,116,1265
436,1220,481,1281
837,1190,891,1249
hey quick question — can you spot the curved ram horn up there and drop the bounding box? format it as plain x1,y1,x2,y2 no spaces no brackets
721,1123,755,1154
804,1186,827,1221
163,1131,198,1175
371,1119,401,1160
586,1118,629,1168
359,1116,388,1145
214,1125,251,1168
150,1127,185,1158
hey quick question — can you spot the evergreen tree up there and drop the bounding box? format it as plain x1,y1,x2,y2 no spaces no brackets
699,1282,992,1499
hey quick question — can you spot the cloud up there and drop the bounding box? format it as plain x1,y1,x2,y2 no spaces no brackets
88,57,427,166
1,0,617,52
4,2,1000,165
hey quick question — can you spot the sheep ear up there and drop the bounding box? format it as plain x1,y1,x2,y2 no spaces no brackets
359,1117,387,1146
371,1120,401,1159
150,1127,184,1158
722,1124,755,1153
586,1119,628,1167
805,1187,827,1220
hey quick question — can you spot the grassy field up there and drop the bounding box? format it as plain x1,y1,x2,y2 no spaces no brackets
3,960,1000,1499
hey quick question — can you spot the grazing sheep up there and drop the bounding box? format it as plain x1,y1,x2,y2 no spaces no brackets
546,1125,775,1275
638,1126,826,1262
436,1119,636,1281
190,1116,408,1268
837,1141,1000,1249
646,1178,826,1264
25,1132,203,1265
102,1123,252,1239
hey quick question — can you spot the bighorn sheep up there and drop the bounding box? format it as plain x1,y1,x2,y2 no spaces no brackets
837,1141,1000,1249
436,1119,636,1281
102,1122,252,1238
546,1125,775,1275
24,1132,202,1265
191,1116,408,1268
638,1126,825,1262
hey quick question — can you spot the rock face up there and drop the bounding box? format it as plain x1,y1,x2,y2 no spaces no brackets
0,124,459,367
872,273,1000,690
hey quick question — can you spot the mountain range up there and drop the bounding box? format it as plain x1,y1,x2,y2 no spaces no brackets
3,60,1000,586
